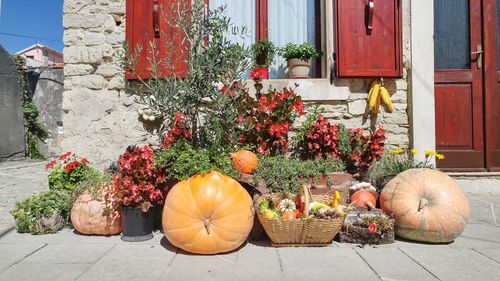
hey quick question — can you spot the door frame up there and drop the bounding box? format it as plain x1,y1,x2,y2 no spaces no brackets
483,0,500,171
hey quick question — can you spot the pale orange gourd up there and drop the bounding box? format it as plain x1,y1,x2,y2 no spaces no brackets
380,168,470,243
163,171,254,254
231,150,259,174
71,191,122,235
350,190,378,209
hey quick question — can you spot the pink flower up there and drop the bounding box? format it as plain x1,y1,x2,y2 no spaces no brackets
368,223,377,234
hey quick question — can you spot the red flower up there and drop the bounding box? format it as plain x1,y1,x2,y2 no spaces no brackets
45,159,57,170
368,223,378,234
65,161,81,173
59,152,72,160
81,158,90,165
174,112,183,122
250,68,266,81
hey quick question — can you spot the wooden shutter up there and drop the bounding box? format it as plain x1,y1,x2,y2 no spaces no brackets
126,0,189,79
335,0,402,78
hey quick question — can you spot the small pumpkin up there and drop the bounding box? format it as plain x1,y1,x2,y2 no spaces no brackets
282,211,296,221
380,168,470,243
350,190,378,209
71,191,122,235
231,150,259,174
163,171,254,254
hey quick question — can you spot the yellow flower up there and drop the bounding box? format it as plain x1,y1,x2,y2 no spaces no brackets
436,154,445,160
410,149,418,155
424,150,436,156
391,147,404,155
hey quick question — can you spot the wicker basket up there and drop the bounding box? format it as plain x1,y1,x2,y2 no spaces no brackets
257,185,346,246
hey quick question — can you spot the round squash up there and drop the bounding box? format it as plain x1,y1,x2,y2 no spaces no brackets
350,190,378,209
380,168,469,243
163,171,254,254
71,191,122,235
231,150,259,174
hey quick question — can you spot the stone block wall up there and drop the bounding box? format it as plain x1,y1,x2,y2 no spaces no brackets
62,0,411,167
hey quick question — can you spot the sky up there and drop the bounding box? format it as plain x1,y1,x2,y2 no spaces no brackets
0,0,64,54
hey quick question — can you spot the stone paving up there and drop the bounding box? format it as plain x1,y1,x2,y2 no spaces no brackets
1,160,500,281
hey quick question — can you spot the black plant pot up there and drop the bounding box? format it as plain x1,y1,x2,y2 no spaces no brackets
121,206,154,242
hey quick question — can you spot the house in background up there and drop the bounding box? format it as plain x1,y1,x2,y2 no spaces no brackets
15,43,63,68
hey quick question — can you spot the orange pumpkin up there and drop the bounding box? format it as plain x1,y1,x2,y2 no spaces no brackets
350,190,378,209
231,150,259,174
380,168,469,243
163,171,254,254
71,191,122,235
282,211,296,221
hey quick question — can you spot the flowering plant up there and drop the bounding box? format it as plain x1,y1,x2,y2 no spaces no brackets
46,152,96,192
107,145,166,212
235,87,305,155
367,147,444,190
162,112,192,148
296,114,386,176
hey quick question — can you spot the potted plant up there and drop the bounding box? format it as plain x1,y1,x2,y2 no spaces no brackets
250,39,276,80
45,151,97,192
280,42,321,79
107,145,167,242
71,172,122,236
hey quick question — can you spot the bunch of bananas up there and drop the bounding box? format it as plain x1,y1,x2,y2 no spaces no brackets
367,80,394,115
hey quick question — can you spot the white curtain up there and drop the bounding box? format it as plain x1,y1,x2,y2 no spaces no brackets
209,0,256,49
268,0,317,78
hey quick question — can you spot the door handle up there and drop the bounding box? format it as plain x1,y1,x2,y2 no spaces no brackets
153,0,160,38
471,44,483,69
367,0,374,34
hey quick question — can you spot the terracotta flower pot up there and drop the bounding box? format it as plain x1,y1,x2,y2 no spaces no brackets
287,58,311,78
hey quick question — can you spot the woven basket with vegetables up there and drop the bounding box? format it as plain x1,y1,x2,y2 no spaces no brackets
256,185,347,246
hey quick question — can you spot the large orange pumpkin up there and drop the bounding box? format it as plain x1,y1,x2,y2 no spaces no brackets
380,169,469,243
71,191,122,235
231,150,259,174
163,171,254,254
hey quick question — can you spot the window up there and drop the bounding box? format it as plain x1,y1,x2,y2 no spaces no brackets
208,0,322,78
26,55,34,60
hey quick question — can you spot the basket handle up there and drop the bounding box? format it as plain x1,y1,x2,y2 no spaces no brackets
302,185,313,217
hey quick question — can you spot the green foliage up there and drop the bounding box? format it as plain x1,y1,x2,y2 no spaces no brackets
251,38,277,68
72,172,113,202
10,190,73,234
155,141,239,181
48,164,98,193
13,55,48,159
360,216,393,235
128,0,251,147
254,156,345,194
280,42,321,61
367,149,436,191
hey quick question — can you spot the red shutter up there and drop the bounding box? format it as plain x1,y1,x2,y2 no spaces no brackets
335,0,402,78
126,0,189,80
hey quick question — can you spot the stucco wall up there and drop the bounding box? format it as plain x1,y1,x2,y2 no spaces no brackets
62,0,412,167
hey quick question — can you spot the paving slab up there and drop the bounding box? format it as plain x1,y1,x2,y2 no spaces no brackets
235,243,285,281
0,261,89,281
166,250,237,281
474,248,500,264
77,243,176,281
277,246,380,281
355,246,438,281
400,246,500,281
23,243,115,264
451,223,500,249
0,243,46,272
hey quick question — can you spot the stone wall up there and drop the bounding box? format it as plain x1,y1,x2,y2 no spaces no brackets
62,0,411,167
27,68,64,157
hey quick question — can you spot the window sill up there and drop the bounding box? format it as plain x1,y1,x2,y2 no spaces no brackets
246,78,350,101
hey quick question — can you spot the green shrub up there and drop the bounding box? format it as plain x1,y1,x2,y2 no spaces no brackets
251,38,277,68
46,153,98,192
254,156,345,194
155,141,239,181
280,42,321,61
11,191,73,234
